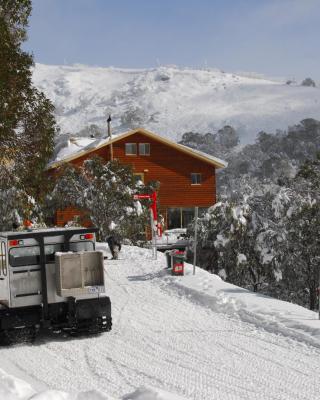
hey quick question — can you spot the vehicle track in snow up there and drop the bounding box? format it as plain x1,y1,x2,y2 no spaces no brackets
1,248,320,399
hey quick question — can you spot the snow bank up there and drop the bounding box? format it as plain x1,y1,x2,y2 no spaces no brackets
170,261,320,347
0,368,189,400
0,368,35,400
0,367,115,399
99,244,320,346
123,387,189,400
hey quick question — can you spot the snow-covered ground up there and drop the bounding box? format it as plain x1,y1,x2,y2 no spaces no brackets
1,244,320,400
33,64,320,145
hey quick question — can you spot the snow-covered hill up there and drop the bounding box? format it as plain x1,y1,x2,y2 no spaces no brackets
33,64,320,143
1,245,320,400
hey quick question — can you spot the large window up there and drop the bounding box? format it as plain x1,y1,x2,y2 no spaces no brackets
167,207,207,229
182,208,195,227
125,143,137,155
191,173,202,185
167,208,181,229
139,143,150,155
167,208,194,229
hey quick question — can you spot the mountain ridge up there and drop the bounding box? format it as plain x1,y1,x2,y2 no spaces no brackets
33,63,320,144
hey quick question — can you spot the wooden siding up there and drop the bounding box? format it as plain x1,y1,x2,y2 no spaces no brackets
69,132,216,208
56,206,91,227
56,131,218,226
116,133,216,207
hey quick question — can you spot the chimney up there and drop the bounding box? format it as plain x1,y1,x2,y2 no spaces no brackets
107,115,112,139
107,115,113,161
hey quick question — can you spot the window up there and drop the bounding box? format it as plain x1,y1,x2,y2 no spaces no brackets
133,173,144,183
191,173,202,185
182,208,194,227
125,143,137,155
168,208,194,229
167,207,208,229
9,246,41,267
0,242,7,276
139,143,150,155
167,208,181,229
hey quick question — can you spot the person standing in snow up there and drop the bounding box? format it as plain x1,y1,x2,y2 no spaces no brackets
106,235,122,259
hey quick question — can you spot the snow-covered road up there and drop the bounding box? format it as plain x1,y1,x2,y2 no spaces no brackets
1,246,320,399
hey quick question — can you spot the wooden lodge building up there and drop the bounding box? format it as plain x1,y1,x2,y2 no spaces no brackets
48,128,226,230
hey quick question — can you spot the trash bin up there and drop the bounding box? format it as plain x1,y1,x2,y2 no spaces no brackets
171,249,186,276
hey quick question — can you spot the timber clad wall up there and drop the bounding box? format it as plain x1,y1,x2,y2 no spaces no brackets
71,132,216,207
56,130,219,227
115,133,216,207
56,206,90,227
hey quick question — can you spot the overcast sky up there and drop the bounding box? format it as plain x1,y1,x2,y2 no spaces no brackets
24,0,320,80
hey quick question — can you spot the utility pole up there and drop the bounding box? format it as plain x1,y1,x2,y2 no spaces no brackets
193,207,198,275
318,265,320,320
107,115,113,161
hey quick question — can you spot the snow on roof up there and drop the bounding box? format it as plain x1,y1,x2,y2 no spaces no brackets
178,143,228,167
49,128,227,169
49,134,119,166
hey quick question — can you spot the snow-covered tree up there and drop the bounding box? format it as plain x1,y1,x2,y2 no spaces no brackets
182,121,320,308
190,194,280,292
276,155,320,309
179,126,240,158
216,119,320,200
215,125,239,149
50,156,156,243
0,164,40,230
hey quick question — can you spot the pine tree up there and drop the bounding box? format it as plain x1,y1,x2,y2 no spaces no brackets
190,196,279,292
0,0,57,226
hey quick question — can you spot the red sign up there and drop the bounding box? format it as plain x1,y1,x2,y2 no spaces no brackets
133,194,152,200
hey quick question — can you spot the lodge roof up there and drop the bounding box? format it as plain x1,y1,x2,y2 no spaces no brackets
48,128,227,169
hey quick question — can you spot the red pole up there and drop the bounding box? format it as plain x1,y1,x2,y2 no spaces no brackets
134,191,161,236
150,191,157,221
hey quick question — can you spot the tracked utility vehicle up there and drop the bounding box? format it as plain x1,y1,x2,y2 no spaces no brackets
0,227,111,344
